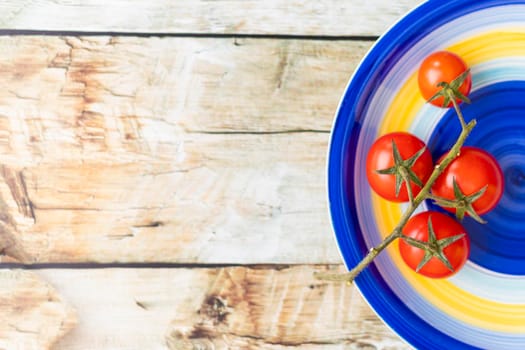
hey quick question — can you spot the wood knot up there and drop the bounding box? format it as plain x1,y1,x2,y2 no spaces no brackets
198,295,229,325
166,330,215,350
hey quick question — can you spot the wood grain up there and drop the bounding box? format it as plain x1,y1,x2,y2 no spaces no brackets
0,1,423,36
0,269,76,349
0,36,372,264
39,265,408,350
21,132,336,264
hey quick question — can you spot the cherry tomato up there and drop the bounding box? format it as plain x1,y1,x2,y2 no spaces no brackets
418,51,472,107
432,146,504,215
366,132,433,202
399,211,470,278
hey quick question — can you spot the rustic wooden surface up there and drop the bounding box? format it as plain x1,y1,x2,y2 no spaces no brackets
0,1,425,349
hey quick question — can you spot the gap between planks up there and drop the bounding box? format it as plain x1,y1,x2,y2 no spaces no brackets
0,29,379,42
0,262,341,270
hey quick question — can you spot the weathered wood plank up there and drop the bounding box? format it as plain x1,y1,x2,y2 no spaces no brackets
0,36,367,134
39,265,408,350
0,1,423,36
19,132,337,264
0,269,76,349
0,36,371,264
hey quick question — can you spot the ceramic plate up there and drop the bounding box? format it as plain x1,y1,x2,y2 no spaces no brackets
328,1,525,349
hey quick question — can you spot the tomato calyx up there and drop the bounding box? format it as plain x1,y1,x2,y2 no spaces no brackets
401,215,466,272
428,69,471,108
375,140,427,202
431,177,487,224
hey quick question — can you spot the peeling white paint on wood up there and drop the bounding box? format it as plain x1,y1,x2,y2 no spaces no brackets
0,1,423,36
0,270,76,349
39,266,408,350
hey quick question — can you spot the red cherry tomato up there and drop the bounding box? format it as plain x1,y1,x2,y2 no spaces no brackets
418,51,472,107
366,132,433,202
399,211,470,278
432,146,504,215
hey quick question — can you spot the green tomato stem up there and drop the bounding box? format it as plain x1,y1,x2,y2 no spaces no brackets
448,89,468,129
315,109,476,284
399,166,415,204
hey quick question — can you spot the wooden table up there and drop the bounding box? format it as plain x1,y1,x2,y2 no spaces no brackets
0,1,423,349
